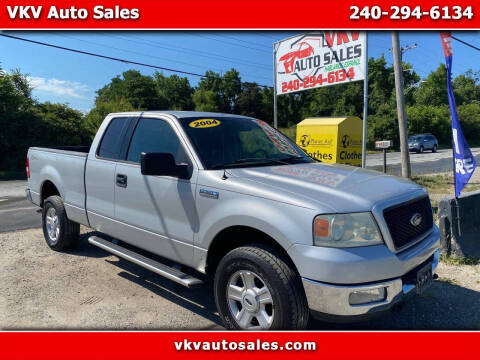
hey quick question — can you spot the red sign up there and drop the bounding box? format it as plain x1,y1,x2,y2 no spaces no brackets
1,332,480,360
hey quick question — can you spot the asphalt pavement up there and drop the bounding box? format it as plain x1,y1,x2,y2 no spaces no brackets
0,180,40,232
366,147,480,175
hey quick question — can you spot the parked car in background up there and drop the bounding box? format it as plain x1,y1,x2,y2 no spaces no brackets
408,134,438,153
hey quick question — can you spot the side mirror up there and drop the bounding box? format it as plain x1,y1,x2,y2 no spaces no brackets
140,152,190,179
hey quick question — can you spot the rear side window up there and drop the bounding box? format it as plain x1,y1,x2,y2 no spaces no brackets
126,117,189,164
97,117,132,160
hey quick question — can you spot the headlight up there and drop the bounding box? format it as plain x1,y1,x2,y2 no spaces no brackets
313,212,383,248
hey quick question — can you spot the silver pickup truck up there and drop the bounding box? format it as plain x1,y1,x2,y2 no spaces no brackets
26,111,440,330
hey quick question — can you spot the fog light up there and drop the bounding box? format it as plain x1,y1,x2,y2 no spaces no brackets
349,287,386,305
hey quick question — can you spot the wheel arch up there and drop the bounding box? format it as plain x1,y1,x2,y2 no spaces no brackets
40,180,61,206
205,225,299,277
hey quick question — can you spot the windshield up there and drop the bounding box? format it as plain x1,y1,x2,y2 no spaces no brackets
179,117,313,169
409,136,420,142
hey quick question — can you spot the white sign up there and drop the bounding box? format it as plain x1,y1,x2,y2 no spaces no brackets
375,140,392,149
274,31,366,95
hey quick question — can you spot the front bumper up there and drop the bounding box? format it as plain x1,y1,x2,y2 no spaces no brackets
303,249,439,317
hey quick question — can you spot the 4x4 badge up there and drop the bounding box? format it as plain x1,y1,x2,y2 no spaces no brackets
200,189,219,199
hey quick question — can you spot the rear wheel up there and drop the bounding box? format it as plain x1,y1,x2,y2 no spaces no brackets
42,195,79,251
214,245,309,330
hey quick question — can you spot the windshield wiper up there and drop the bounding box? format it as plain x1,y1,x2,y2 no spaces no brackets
211,158,289,169
278,154,307,162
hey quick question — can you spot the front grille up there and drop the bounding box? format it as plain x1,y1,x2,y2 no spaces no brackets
383,196,433,250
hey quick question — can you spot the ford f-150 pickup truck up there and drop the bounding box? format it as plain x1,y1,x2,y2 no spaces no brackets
26,111,440,330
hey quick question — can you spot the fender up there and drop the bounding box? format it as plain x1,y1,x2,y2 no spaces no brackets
193,194,318,272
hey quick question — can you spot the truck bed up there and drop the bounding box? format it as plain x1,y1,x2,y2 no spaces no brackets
29,146,90,157
27,146,90,226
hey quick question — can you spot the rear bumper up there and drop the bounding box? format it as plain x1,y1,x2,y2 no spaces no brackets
25,188,33,202
25,188,40,206
303,249,439,318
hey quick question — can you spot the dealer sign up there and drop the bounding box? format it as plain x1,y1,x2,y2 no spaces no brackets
274,31,366,95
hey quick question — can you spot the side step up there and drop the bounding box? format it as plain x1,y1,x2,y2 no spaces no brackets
88,236,203,288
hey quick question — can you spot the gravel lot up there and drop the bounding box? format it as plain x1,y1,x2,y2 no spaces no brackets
1,227,479,330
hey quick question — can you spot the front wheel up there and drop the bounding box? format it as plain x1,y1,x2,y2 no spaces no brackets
419,146,424,153
214,245,309,330
432,145,437,153
42,195,79,251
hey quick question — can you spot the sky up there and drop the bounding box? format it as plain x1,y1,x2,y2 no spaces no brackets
1,31,479,112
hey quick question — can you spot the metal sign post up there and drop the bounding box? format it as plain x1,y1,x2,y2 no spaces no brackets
273,42,278,129
375,140,392,173
361,34,368,168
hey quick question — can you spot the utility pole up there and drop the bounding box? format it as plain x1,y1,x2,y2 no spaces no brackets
391,31,411,179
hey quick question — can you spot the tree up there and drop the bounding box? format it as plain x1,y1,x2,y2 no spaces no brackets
414,64,448,106
154,72,194,110
192,90,221,112
96,70,165,110
83,98,135,138
234,82,263,118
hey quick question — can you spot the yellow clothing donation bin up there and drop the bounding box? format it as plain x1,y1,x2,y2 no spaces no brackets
296,117,363,166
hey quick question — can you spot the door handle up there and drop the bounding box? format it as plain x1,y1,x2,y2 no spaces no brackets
116,174,127,188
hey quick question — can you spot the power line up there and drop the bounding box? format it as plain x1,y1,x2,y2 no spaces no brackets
61,34,272,81
214,33,272,49
452,35,480,52
0,33,273,89
194,34,271,53
58,34,227,74
105,34,272,69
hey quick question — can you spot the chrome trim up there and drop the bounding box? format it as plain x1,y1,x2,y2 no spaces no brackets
88,235,203,288
302,277,403,316
25,188,32,202
432,249,440,271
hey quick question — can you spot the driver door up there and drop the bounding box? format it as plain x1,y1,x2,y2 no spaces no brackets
112,116,198,266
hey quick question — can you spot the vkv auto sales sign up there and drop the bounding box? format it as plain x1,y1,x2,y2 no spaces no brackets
274,31,366,95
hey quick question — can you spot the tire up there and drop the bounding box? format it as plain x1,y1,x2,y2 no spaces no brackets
214,245,309,330
419,146,424,153
432,145,437,153
42,195,79,251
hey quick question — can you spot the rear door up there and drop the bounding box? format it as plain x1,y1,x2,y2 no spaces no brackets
112,116,198,265
85,116,136,232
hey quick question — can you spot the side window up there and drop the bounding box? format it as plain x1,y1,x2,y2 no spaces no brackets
97,117,132,160
127,117,189,164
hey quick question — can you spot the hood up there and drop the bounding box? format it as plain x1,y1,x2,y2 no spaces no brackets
227,163,424,213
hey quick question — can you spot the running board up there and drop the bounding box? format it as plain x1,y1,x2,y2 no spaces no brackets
88,236,203,288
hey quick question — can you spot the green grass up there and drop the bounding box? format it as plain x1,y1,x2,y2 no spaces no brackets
440,253,480,266
412,173,480,194
0,171,26,181
278,127,297,142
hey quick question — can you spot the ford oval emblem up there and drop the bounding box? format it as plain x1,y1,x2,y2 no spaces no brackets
410,213,423,227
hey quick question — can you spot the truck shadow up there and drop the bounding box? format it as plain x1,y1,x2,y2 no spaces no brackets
64,231,113,258
105,256,223,329
310,279,480,330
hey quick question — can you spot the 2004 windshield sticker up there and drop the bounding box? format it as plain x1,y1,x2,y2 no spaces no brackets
254,120,298,155
189,119,221,128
